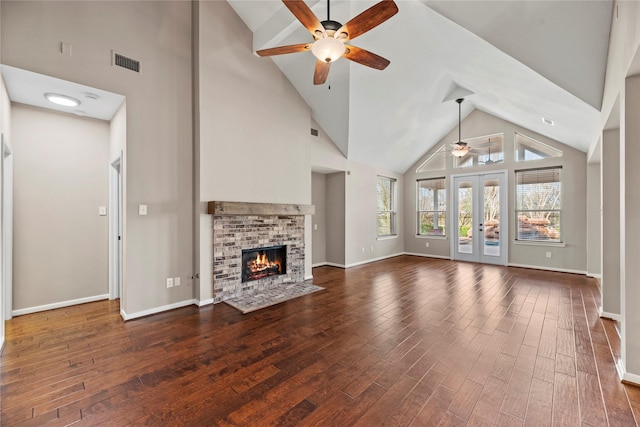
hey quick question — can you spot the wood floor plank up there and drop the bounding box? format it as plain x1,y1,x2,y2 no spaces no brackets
1,257,637,426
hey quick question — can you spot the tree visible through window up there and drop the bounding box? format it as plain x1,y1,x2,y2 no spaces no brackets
516,168,561,242
417,178,446,236
377,176,397,237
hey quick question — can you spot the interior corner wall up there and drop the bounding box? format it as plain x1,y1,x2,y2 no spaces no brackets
11,105,109,310
586,162,601,277
325,172,346,266
601,128,620,316
1,1,194,316
311,172,327,266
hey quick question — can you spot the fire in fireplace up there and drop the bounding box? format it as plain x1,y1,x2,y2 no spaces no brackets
241,245,287,283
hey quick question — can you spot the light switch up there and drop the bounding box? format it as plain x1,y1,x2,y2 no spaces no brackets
314,224,318,230
139,204,148,216
174,277,181,287
98,206,107,216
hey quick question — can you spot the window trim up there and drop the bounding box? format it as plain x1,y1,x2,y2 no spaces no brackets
416,177,447,237
376,176,397,237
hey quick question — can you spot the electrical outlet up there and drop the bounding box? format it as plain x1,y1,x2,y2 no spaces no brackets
139,204,148,216
546,251,552,258
166,278,174,288
361,247,365,253
425,242,430,248
174,277,181,286
370,246,374,252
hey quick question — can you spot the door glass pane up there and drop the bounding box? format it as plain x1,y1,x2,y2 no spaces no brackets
458,181,473,254
483,179,500,257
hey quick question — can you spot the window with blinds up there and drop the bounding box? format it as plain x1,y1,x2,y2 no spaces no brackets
417,178,446,236
376,176,397,237
515,167,562,242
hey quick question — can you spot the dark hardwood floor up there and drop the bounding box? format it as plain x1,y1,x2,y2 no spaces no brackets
1,256,639,426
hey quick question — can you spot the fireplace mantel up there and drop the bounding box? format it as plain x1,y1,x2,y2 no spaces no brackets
207,201,315,216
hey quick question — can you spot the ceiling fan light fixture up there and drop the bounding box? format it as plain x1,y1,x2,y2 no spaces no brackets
311,36,345,63
452,146,469,158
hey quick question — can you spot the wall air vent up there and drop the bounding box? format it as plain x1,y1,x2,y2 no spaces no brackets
310,128,319,137
112,51,140,73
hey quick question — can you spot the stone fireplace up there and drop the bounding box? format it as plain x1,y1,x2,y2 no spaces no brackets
208,201,314,303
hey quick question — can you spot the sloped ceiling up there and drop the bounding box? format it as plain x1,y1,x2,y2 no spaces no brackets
228,0,612,173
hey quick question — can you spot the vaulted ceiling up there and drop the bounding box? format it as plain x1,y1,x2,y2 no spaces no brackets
228,0,612,172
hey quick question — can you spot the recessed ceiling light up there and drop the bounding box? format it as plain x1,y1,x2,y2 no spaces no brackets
542,117,554,126
44,93,81,107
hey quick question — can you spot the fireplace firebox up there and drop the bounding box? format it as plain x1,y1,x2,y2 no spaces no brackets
241,245,287,283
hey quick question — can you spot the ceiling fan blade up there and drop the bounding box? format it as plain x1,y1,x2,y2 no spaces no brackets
343,45,390,70
335,0,398,41
283,0,326,38
256,43,312,57
314,60,330,85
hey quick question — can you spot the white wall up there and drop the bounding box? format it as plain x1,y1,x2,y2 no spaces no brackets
1,1,194,316
311,172,327,266
0,66,9,348
586,162,601,278
12,104,109,310
325,172,346,266
404,109,587,273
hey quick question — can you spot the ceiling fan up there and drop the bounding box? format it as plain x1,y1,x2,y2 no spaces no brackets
256,0,399,85
450,98,493,158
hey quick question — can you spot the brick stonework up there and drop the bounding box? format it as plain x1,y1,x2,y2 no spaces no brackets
212,215,305,303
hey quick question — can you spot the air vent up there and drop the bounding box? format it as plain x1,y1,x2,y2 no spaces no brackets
310,128,319,137
112,51,140,73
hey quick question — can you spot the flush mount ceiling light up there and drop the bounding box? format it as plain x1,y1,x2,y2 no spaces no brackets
44,93,81,107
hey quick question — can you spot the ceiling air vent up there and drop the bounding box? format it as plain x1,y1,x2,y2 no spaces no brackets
112,51,140,73
310,128,319,137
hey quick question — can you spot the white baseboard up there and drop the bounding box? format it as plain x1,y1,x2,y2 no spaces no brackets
12,294,110,317
613,358,640,386
0,337,4,355
599,309,622,322
120,299,197,321
587,272,602,279
197,298,214,307
507,263,586,275
404,252,451,260
304,275,313,281
622,370,640,386
346,253,404,268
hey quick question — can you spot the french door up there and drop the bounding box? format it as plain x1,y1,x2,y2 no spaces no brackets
452,171,507,265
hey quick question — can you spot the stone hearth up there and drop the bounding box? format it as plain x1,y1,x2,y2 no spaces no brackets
208,202,314,303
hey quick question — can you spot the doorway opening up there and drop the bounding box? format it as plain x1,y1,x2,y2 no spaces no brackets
109,153,123,303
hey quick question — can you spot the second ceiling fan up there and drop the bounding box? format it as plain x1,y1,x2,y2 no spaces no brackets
256,0,399,85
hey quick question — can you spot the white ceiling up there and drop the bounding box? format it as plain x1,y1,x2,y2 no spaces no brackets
228,0,612,173
1,65,125,121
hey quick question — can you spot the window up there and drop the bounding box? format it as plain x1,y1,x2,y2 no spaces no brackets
515,167,561,242
417,178,446,236
515,132,562,161
454,134,504,168
376,176,397,237
416,146,446,172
